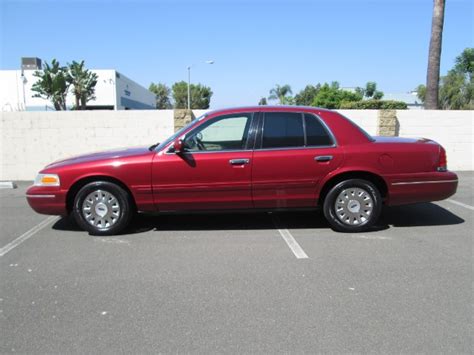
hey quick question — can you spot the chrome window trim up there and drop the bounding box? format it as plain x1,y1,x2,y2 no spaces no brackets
164,111,257,155
254,145,337,152
304,112,338,147
257,111,338,150
163,110,339,155
166,144,336,154
165,149,253,155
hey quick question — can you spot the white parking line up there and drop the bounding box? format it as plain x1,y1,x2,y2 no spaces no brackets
447,199,474,211
0,216,58,257
271,215,308,259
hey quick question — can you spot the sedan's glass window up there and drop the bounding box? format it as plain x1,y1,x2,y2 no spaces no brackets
305,114,333,146
184,114,252,151
262,112,304,148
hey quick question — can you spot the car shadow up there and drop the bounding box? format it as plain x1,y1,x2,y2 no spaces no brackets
379,203,465,227
52,202,464,235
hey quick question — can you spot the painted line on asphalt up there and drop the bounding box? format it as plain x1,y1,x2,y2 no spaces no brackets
271,215,309,259
0,216,58,257
447,199,474,211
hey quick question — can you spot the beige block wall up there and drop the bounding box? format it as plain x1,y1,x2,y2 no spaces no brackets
336,110,378,135
1,110,174,180
1,109,473,180
397,110,474,171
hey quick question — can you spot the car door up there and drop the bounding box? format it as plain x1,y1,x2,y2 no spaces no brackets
252,111,343,209
152,112,257,211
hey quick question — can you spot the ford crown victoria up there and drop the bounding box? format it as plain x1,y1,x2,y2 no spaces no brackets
26,107,458,235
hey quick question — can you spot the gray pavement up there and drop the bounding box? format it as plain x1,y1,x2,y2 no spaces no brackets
0,173,472,353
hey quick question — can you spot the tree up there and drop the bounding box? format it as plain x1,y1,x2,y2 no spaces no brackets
439,71,468,109
32,59,69,110
438,49,473,109
416,48,473,109
365,81,377,98
415,84,427,103
294,84,320,106
67,60,98,110
258,97,267,105
149,83,172,109
454,47,474,79
372,91,384,100
268,84,292,104
312,83,362,109
354,87,365,97
280,96,295,105
172,81,212,109
355,82,384,100
425,0,446,109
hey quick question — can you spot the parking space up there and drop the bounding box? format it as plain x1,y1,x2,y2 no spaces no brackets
0,173,472,353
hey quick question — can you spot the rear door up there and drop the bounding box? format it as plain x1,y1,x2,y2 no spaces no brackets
251,111,343,208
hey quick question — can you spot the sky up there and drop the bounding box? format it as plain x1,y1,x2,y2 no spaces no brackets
1,0,472,108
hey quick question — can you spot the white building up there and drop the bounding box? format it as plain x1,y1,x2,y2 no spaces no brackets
0,58,156,111
382,92,424,110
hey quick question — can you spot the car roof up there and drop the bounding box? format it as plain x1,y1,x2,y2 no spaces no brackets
202,105,333,117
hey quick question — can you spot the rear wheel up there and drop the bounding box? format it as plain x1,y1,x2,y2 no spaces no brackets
73,181,133,236
323,179,382,232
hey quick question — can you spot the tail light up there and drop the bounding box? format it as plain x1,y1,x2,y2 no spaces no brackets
437,146,447,172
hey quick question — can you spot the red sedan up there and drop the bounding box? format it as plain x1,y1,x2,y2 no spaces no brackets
26,106,458,235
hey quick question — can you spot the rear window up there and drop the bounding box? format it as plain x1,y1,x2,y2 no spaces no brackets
304,114,333,146
262,112,305,148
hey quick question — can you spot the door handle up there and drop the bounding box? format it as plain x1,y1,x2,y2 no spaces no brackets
229,158,250,165
314,155,333,162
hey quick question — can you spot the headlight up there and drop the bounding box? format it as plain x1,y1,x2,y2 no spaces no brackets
34,173,60,187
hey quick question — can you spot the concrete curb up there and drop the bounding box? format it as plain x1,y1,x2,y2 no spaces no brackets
0,181,17,189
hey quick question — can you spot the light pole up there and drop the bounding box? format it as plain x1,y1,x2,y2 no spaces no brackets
187,66,191,110
187,60,214,110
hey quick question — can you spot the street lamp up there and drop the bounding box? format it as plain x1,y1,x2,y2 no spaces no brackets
187,60,214,110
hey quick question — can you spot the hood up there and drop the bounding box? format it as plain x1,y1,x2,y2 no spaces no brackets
45,146,153,169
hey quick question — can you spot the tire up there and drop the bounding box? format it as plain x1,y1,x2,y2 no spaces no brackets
323,179,382,233
73,181,134,236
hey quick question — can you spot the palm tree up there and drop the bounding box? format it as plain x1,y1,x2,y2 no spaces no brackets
31,59,69,110
67,61,98,110
268,84,292,104
425,0,446,109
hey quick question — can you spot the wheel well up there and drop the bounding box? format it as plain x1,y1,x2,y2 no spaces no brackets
66,176,136,214
318,171,388,206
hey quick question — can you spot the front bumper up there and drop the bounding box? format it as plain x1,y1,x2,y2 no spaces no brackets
26,185,68,215
387,171,458,206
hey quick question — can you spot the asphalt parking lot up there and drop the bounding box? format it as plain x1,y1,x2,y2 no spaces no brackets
1,172,472,353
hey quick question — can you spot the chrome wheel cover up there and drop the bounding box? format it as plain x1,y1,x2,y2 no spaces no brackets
335,187,374,226
82,190,121,229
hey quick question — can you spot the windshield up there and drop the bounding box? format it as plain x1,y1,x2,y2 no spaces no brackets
154,114,206,152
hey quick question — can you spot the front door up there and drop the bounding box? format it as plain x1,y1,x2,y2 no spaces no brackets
252,111,343,208
152,112,256,211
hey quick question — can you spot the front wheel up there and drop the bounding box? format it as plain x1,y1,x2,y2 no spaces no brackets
73,181,134,236
323,179,382,232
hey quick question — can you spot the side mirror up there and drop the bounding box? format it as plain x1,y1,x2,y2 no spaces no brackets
173,139,184,154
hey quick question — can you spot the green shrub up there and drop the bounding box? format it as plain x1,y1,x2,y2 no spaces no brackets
339,100,408,110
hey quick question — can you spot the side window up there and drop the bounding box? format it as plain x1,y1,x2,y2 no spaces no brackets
262,112,304,149
184,113,252,152
304,114,333,146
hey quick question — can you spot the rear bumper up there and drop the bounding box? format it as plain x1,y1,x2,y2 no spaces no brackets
387,171,458,206
26,186,68,215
